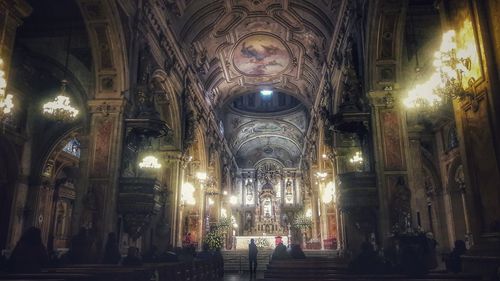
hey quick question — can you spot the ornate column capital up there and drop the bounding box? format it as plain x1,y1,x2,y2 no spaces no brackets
368,90,397,109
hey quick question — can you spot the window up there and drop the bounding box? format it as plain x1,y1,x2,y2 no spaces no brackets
62,138,81,158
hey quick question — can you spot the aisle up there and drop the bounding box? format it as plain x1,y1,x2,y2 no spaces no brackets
223,272,264,281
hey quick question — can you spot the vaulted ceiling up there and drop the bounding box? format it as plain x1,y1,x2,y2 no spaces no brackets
166,0,342,168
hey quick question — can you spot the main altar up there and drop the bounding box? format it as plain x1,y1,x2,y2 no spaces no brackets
234,235,289,250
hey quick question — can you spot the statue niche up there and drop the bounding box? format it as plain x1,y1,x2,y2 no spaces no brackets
255,180,283,235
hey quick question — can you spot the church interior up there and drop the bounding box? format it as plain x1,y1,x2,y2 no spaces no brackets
0,0,500,280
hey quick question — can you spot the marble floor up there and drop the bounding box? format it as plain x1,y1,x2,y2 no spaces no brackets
222,271,265,281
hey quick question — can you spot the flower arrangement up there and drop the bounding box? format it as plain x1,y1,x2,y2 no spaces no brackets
204,230,224,250
255,237,270,248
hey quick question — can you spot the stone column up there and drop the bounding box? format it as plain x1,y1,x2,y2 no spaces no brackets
163,152,182,248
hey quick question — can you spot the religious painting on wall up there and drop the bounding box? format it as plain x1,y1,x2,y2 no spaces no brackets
233,34,291,76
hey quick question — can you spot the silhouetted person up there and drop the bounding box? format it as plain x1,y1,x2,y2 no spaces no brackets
425,232,438,270
249,239,258,274
196,243,212,260
68,227,91,263
214,248,224,278
272,242,290,261
143,245,159,263
0,251,7,272
159,245,178,262
122,247,142,266
349,242,382,274
290,244,306,259
400,236,427,276
384,238,402,271
8,227,48,273
102,232,121,264
178,246,194,263
447,240,466,273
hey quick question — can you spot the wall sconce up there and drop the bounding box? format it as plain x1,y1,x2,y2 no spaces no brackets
404,30,477,110
315,171,328,179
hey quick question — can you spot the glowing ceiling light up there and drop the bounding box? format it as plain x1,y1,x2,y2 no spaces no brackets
138,155,162,169
260,89,273,96
208,198,215,205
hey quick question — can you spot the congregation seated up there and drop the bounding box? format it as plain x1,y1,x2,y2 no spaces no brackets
66,227,92,264
272,242,290,260
122,246,142,266
178,246,195,263
102,232,121,264
7,227,49,273
196,243,213,260
289,244,306,259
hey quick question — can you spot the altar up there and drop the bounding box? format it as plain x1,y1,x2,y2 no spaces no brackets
234,235,289,250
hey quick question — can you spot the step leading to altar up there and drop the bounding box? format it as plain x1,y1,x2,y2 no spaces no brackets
222,249,338,272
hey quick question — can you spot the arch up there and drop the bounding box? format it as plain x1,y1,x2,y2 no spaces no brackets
77,0,129,98
151,69,182,149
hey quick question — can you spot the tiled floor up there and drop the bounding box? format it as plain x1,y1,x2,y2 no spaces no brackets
222,271,264,281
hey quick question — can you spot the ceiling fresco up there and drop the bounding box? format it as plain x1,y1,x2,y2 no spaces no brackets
167,0,341,106
223,100,307,168
233,34,291,76
166,0,340,169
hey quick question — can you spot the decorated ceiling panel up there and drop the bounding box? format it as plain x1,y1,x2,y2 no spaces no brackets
167,0,341,107
223,99,307,168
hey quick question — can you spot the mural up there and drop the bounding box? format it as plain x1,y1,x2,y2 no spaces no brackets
233,35,290,76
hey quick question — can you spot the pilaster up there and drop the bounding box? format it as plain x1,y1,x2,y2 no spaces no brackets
75,99,126,251
368,91,412,241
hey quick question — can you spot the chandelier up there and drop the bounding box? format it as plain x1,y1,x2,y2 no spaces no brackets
138,155,162,169
404,30,474,109
42,80,79,121
43,25,80,121
0,57,14,120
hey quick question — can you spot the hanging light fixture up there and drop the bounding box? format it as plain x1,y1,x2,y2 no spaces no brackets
42,25,79,121
43,79,79,121
403,30,474,110
0,57,14,120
